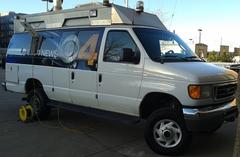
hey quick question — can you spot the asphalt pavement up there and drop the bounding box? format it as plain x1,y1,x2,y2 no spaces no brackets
0,68,237,157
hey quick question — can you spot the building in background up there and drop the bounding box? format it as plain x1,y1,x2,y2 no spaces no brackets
234,48,240,56
0,12,25,48
219,45,230,57
195,43,208,58
233,48,240,63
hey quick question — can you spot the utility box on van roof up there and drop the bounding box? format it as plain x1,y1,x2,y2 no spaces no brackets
14,3,167,33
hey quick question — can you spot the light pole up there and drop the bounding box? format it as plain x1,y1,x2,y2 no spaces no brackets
189,38,194,50
125,0,129,8
198,29,202,43
189,38,194,44
42,0,53,12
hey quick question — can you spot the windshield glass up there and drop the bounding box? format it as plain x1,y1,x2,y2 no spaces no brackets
133,28,202,62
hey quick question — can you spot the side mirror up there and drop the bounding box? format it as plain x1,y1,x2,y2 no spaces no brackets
122,48,140,64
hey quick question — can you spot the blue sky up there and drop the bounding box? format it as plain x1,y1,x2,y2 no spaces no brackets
0,0,240,51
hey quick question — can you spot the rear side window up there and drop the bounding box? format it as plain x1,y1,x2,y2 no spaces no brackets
7,33,32,55
39,31,62,58
37,28,103,69
76,30,101,68
58,30,79,64
6,28,103,70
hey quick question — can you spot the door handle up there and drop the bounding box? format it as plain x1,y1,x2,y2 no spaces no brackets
99,74,102,83
71,71,75,80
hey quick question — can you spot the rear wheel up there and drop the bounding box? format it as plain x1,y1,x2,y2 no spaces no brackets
145,108,191,155
28,89,51,120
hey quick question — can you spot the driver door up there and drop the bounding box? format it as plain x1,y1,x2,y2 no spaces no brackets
97,28,144,115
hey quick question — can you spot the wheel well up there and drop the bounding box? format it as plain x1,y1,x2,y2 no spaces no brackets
139,92,182,119
25,78,44,94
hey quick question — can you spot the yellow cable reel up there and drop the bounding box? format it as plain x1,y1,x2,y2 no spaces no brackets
19,105,34,122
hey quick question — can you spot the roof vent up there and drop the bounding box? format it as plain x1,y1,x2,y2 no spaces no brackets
136,1,144,12
53,0,63,11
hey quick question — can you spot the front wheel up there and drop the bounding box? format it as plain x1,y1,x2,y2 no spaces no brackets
144,109,191,155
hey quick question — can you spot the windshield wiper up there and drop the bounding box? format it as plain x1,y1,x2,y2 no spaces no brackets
154,55,204,64
153,56,164,64
185,56,198,59
163,55,189,61
153,55,188,64
185,56,205,62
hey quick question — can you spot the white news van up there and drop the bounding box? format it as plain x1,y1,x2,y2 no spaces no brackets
2,1,239,155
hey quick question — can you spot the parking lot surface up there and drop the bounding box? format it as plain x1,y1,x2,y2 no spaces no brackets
0,68,237,157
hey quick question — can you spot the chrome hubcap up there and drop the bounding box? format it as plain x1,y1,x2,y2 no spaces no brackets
153,119,182,148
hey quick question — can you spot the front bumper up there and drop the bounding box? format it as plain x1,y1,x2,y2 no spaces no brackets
183,99,239,132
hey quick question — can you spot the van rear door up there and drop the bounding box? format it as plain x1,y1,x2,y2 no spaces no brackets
6,33,32,88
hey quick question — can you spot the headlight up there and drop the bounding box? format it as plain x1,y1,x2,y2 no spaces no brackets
188,85,212,99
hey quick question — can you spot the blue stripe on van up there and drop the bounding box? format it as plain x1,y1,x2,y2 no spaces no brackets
7,55,34,64
6,54,96,71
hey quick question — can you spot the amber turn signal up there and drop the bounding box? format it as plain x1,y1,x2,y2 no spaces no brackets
188,85,201,99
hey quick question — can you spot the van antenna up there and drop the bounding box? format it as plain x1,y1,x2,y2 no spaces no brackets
169,0,178,29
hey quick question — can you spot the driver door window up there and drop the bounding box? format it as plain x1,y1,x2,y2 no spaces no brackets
103,31,140,64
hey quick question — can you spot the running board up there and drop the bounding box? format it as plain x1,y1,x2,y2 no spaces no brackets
48,101,142,125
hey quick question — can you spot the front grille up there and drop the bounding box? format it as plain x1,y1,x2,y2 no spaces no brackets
215,83,237,99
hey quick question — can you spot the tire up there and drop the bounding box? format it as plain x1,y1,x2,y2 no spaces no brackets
144,108,191,155
28,88,51,120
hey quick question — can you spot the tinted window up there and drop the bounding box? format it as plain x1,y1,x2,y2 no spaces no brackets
77,30,101,62
7,33,32,55
7,28,103,69
104,31,140,64
38,28,103,69
75,30,102,70
58,31,79,64
39,31,62,58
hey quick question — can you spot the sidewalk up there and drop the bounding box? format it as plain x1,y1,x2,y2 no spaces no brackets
233,75,240,157
234,116,240,157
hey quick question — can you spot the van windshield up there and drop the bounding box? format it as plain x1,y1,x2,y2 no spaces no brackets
133,28,202,62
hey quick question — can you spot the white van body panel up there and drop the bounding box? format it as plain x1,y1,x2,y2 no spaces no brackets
5,63,55,99
97,27,144,116
140,59,238,107
5,63,19,83
33,65,54,99
6,63,31,93
52,67,71,103
69,69,98,108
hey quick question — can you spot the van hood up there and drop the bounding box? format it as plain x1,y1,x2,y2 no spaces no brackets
145,61,238,83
